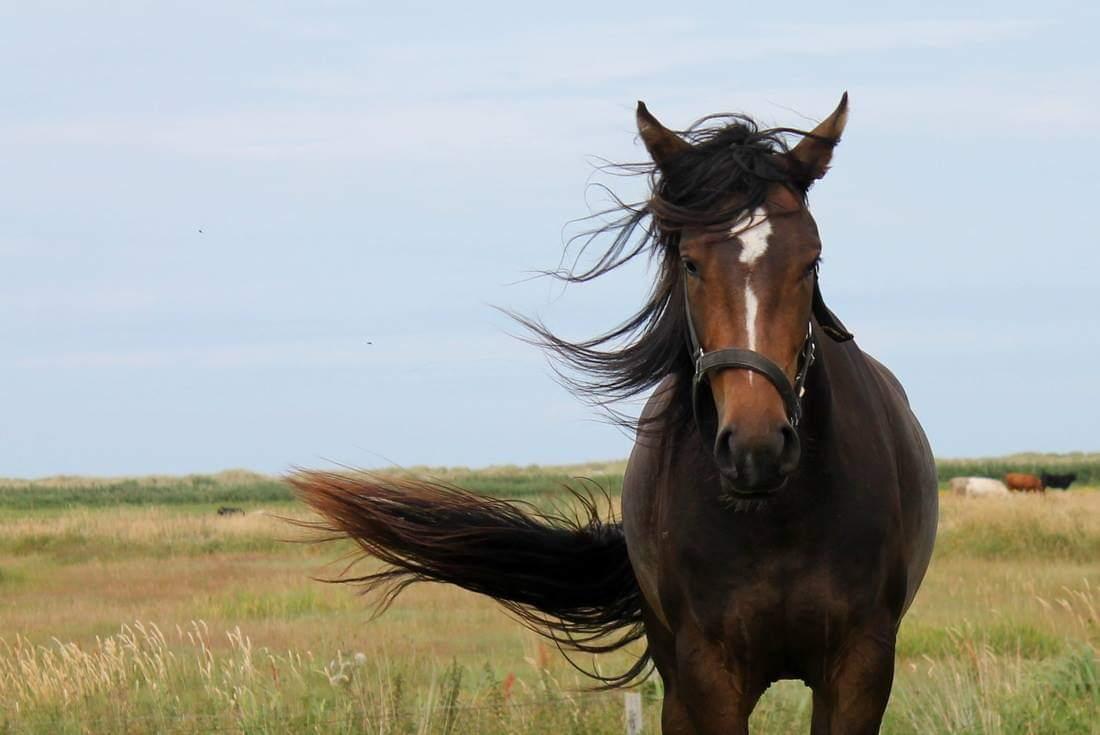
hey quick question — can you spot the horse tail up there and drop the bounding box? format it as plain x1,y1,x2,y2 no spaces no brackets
289,470,650,687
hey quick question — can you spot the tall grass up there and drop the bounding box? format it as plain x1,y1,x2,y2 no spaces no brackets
890,645,1098,734
0,460,1097,733
935,492,1100,562
1,618,1095,734
937,451,1100,485
0,622,641,734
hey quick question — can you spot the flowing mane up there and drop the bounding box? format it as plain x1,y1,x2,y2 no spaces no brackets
514,114,818,431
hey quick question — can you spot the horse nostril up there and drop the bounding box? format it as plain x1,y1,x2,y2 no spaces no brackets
777,423,801,475
714,426,738,478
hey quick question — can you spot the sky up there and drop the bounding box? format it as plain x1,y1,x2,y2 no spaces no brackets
2,2,1098,477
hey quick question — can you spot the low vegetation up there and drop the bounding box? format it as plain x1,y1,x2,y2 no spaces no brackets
0,458,1096,733
3,452,1094,511
0,471,290,511
937,451,1100,485
0,464,627,511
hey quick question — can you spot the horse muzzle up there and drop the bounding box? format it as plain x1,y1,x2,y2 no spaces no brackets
714,422,801,495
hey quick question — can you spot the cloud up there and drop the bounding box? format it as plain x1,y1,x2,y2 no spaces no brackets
0,16,1068,164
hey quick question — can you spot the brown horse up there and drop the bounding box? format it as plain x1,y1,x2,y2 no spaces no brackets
293,94,938,734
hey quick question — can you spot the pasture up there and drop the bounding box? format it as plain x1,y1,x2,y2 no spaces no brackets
0,464,1097,734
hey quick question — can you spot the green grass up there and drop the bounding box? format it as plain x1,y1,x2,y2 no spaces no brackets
937,451,1100,485
0,465,625,512
196,589,347,621
0,565,28,589
2,451,1093,513
0,476,294,511
889,646,1099,735
897,621,1066,659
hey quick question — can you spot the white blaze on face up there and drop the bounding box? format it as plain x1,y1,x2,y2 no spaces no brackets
736,208,772,268
731,208,772,381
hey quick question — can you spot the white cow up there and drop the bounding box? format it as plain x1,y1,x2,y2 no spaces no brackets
949,476,1010,497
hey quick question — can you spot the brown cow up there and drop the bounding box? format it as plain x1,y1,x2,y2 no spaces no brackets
1003,472,1045,493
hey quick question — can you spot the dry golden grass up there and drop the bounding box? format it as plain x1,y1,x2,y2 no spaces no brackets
941,489,1100,538
0,488,1096,733
0,469,273,490
0,504,283,543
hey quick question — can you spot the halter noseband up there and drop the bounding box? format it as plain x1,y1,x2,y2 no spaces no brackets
683,266,816,433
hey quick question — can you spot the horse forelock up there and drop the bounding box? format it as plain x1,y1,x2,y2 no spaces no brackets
648,116,806,239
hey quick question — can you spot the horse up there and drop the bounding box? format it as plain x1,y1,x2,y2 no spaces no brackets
292,93,939,735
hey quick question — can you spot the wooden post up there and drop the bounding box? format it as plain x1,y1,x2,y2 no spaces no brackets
624,691,643,735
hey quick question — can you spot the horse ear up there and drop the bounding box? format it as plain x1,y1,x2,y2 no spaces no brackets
787,92,849,186
636,101,691,169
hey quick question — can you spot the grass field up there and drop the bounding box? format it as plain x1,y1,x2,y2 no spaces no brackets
0,464,1097,734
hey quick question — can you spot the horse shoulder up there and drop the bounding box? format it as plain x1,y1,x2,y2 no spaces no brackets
862,352,910,405
855,348,938,612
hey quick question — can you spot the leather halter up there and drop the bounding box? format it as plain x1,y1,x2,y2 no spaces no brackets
683,269,850,433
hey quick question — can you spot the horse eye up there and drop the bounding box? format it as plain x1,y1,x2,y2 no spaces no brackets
683,260,699,277
804,258,821,279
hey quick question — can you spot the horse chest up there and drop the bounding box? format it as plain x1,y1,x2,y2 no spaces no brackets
655,536,892,689
659,500,896,646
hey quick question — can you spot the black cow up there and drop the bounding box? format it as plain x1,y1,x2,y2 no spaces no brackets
1039,472,1077,490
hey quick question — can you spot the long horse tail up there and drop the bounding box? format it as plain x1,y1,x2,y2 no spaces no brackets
289,470,651,687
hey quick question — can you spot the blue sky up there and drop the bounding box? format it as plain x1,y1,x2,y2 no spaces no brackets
2,2,1098,476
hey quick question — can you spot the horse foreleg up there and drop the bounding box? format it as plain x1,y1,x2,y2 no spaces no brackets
811,625,896,735
672,625,766,735
639,606,697,735
809,689,831,735
657,687,695,735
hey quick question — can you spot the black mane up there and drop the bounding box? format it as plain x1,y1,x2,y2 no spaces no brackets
515,113,815,432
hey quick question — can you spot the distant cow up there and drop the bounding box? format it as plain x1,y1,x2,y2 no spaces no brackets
1040,472,1077,490
1003,473,1045,493
217,506,245,516
950,477,1010,497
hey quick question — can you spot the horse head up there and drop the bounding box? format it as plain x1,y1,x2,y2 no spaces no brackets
637,94,849,495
